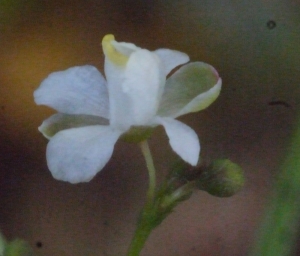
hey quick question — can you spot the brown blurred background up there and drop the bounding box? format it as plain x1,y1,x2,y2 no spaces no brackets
0,0,299,255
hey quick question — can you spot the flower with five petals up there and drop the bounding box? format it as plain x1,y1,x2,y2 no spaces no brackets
34,34,221,183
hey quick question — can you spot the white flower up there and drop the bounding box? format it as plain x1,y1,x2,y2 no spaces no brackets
34,34,222,184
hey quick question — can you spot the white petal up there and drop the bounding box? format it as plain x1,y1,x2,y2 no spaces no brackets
105,50,164,129
46,126,122,183
176,78,222,117
39,113,109,139
34,65,110,118
111,40,141,56
158,62,221,118
122,50,165,125
104,59,131,130
154,49,189,76
157,117,200,166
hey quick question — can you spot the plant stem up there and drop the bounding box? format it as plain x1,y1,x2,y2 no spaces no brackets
139,140,156,201
126,140,157,256
126,203,155,256
250,118,300,255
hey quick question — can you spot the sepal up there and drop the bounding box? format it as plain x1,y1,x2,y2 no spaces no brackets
120,126,155,143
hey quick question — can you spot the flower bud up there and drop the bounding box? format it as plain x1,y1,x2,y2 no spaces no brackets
197,159,244,197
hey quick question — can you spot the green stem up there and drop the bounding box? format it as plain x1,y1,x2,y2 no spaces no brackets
160,181,195,209
126,204,156,256
139,140,156,201
126,140,157,256
250,118,300,256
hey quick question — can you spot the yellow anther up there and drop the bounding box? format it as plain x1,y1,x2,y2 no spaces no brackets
102,34,128,66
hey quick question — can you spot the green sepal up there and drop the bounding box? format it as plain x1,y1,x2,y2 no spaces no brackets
120,126,155,143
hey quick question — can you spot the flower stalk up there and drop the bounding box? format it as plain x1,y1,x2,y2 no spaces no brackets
127,140,157,256
126,202,157,256
139,140,156,201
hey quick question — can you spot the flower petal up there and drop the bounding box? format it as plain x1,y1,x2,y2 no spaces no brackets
122,50,165,125
111,40,141,57
157,117,200,166
103,35,133,130
154,49,189,76
105,48,164,129
158,62,221,118
39,113,109,139
104,59,130,130
34,65,109,118
46,126,122,183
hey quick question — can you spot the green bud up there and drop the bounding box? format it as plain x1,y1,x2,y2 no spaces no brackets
197,159,244,197
4,239,34,256
120,126,155,143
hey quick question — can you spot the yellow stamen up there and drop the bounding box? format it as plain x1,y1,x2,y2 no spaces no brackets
102,34,128,66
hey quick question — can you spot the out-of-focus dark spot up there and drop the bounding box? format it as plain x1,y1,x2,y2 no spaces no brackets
36,241,43,248
268,100,290,108
267,20,276,29
1,106,4,110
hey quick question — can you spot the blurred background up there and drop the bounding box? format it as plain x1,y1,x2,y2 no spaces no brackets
0,0,299,255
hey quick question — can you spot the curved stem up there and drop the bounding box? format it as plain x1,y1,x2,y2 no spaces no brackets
126,209,155,256
126,140,157,256
139,140,156,201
